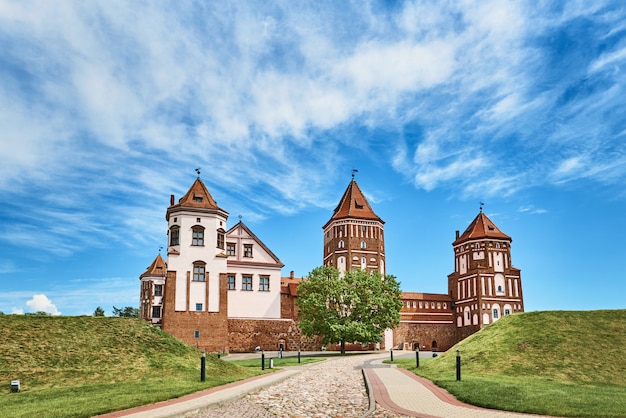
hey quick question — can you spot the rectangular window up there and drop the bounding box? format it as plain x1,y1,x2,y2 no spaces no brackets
192,228,204,246
243,244,253,258
259,276,270,292
227,242,236,256
196,303,203,311
170,228,180,246
193,264,206,281
242,275,253,291
493,310,499,319
151,306,161,318
228,274,236,290
194,330,200,338
154,284,163,296
217,231,225,249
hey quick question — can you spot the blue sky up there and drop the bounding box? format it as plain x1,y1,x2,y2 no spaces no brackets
1,1,625,316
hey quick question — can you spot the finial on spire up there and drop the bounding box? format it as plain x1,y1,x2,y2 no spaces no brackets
159,246,163,253
351,168,358,179
480,202,484,212
238,214,242,220
195,168,201,178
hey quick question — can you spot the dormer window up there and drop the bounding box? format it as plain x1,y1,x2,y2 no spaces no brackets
193,193,203,202
244,244,253,258
354,199,364,209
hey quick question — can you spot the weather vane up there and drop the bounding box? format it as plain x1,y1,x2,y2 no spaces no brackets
351,168,358,178
159,246,163,253
480,202,484,212
238,215,242,221
195,168,201,178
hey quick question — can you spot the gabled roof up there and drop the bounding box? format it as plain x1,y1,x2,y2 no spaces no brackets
324,179,383,228
226,221,284,268
140,253,167,279
166,177,228,220
454,211,511,245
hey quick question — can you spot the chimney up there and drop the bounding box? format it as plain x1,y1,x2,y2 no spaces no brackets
455,230,460,239
170,194,175,205
290,271,294,279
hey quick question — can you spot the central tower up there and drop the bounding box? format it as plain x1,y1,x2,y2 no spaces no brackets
323,177,385,274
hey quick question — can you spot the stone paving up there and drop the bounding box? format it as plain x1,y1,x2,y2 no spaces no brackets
193,353,407,418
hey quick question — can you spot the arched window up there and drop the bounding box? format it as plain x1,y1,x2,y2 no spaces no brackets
169,226,180,246
360,241,366,249
193,261,206,282
216,228,225,249
338,240,344,248
192,226,204,246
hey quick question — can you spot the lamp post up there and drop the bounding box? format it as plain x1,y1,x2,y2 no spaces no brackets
200,350,206,382
456,349,461,381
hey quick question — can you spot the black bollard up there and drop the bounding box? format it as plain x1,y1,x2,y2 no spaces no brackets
217,352,221,359
456,349,461,381
416,350,419,368
298,350,301,364
200,350,206,382
390,349,394,362
261,351,265,370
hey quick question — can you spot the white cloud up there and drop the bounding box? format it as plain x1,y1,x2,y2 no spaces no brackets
11,307,24,315
26,294,61,316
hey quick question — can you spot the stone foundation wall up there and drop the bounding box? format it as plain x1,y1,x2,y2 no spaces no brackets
393,322,456,351
228,318,323,352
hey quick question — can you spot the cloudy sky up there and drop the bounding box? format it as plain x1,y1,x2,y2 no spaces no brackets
1,1,625,316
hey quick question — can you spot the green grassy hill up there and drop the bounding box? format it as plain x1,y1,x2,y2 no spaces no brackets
409,310,626,417
0,316,262,417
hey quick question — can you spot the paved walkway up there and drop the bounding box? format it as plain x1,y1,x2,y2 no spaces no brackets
98,352,551,418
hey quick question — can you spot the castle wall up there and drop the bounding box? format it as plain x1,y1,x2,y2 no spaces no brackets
228,318,322,352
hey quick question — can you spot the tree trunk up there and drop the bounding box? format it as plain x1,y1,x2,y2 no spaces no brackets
340,339,345,354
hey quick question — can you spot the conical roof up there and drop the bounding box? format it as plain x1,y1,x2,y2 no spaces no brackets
454,211,511,245
324,179,383,228
140,253,167,279
166,177,228,220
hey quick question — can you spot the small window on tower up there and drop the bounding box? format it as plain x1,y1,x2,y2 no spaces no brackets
361,241,366,249
354,200,364,209
194,330,200,339
154,284,163,296
170,226,180,246
193,193,203,202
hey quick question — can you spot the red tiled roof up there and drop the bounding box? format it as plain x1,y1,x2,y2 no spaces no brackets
140,253,167,279
170,178,223,211
454,211,511,245
324,179,383,228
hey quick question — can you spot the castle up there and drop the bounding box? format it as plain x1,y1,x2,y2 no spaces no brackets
139,175,524,352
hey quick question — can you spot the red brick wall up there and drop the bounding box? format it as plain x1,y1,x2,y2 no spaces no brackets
228,318,323,352
162,271,230,352
394,322,457,352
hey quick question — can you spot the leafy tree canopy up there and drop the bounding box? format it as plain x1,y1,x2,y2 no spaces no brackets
93,306,105,317
112,306,139,318
295,266,403,353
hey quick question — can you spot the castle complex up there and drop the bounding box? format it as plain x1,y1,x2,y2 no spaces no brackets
139,175,524,352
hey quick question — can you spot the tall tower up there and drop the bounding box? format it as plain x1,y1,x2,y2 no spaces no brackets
323,177,385,274
448,209,524,340
165,177,229,313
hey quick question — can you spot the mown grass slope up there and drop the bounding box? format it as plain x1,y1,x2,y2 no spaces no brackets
0,316,265,417
399,310,626,417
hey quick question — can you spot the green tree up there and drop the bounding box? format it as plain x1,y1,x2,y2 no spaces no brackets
112,306,139,318
296,266,403,354
93,306,105,317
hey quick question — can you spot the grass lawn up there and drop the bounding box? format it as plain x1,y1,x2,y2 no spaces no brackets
388,310,626,418
229,356,323,368
0,316,270,418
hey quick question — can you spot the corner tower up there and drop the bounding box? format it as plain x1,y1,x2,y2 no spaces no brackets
448,209,524,340
323,177,385,274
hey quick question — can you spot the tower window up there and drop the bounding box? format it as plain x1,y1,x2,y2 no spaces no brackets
154,284,163,296
195,303,203,311
244,244,253,258
217,228,225,249
227,243,235,256
194,330,200,338
193,262,206,281
170,226,180,246
338,240,344,248
151,306,161,318
193,193,203,202
192,226,204,246
493,310,499,319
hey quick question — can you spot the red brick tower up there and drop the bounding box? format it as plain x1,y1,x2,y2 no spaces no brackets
448,209,524,341
323,176,385,274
